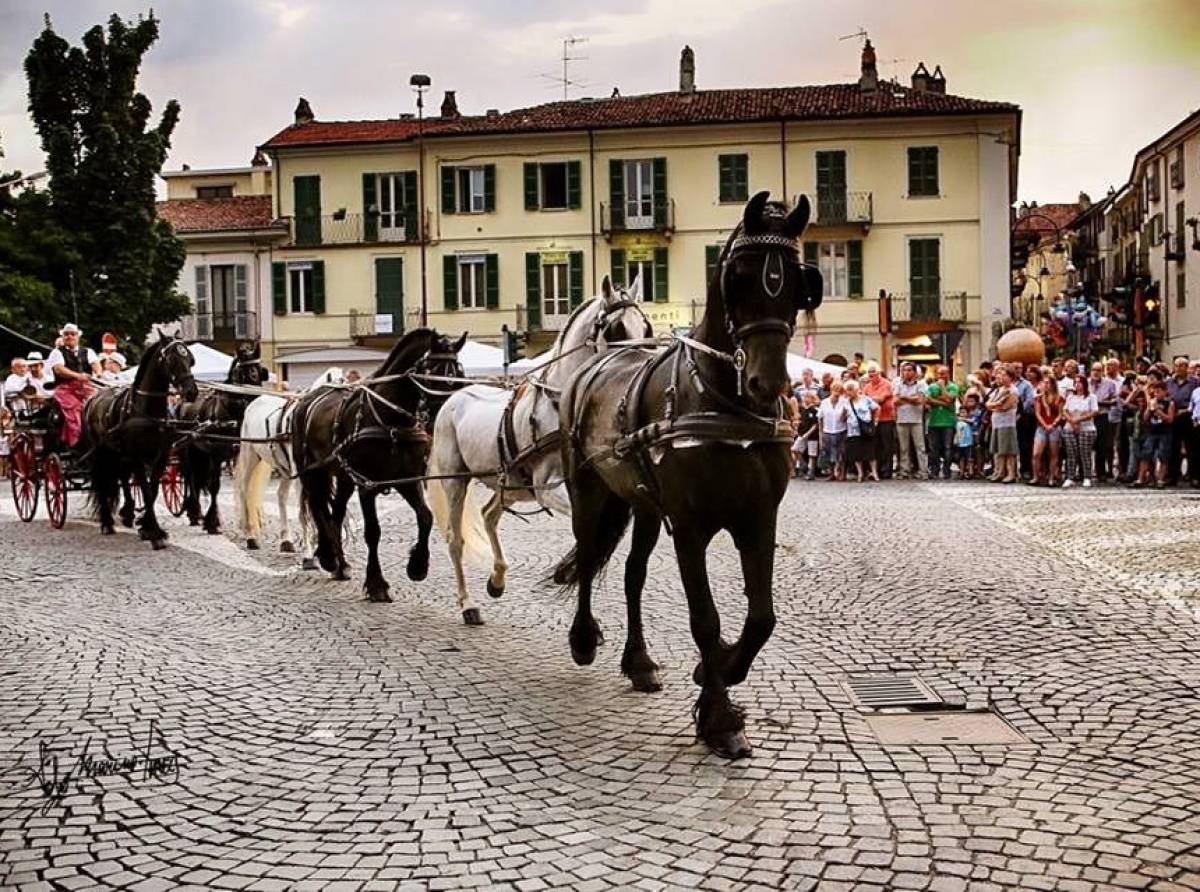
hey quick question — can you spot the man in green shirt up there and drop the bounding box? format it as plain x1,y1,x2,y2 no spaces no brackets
925,365,960,479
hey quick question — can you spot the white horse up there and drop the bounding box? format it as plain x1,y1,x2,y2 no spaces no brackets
428,276,653,624
234,367,345,567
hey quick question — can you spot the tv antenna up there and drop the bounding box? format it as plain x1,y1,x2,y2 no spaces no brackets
538,35,591,100
838,28,869,44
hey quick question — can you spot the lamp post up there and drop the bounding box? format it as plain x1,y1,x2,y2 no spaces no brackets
410,73,431,328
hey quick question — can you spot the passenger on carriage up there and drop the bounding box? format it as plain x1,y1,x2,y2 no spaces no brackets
100,353,126,382
46,323,102,447
24,352,52,404
3,357,29,414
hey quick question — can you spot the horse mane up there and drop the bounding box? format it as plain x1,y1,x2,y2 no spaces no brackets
132,339,167,390
371,328,437,378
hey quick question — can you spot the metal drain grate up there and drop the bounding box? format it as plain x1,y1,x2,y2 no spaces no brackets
844,673,943,709
866,711,1029,745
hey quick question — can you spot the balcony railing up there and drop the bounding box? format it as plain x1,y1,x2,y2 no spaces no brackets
288,211,423,248
599,199,676,237
181,311,258,341
812,191,873,226
889,291,969,324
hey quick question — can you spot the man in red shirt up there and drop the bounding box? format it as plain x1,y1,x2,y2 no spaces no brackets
862,362,896,478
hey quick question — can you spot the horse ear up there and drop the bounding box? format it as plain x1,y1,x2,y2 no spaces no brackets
251,342,261,359
601,275,613,300
453,331,468,353
785,195,810,238
743,190,771,235
628,271,643,303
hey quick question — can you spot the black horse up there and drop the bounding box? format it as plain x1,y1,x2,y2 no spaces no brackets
83,333,199,548
553,191,823,759
292,328,466,601
178,342,269,534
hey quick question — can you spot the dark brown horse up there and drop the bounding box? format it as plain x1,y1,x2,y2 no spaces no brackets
177,342,269,534
552,191,823,758
291,328,466,601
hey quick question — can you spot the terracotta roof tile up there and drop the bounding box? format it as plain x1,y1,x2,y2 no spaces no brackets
260,84,1019,150
1013,203,1082,243
156,196,285,233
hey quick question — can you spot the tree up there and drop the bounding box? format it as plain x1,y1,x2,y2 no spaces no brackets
24,12,187,355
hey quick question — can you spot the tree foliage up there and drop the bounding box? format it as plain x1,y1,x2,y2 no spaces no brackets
21,12,187,355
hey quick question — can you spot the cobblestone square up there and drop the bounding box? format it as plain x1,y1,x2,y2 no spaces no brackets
2,480,1200,891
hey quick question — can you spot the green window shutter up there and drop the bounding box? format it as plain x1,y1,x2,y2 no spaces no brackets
402,170,418,241
443,255,459,310
272,262,287,315
567,160,582,209
485,254,499,309
525,252,542,330
312,260,326,314
374,258,403,332
294,175,322,246
652,157,668,228
441,166,456,214
926,149,939,195
718,154,733,202
523,163,539,211
568,251,584,309
362,173,378,243
803,241,819,266
609,159,625,229
718,154,747,203
734,155,748,202
483,164,496,212
848,240,863,297
653,247,669,303
611,249,626,289
705,244,721,289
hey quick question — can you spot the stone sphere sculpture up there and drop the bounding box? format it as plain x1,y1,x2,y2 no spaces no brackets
996,327,1045,366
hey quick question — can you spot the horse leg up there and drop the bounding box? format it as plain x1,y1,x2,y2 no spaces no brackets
329,472,354,580
202,454,222,534
481,490,508,600
716,518,778,688
183,448,202,526
442,478,483,625
565,474,630,666
359,490,391,603
299,495,318,571
276,471,295,553
675,525,751,760
95,453,118,535
236,450,260,549
621,509,663,693
118,475,136,528
398,481,432,582
138,455,170,549
304,471,338,575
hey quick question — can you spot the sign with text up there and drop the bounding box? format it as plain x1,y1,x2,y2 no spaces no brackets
374,313,394,334
540,250,569,265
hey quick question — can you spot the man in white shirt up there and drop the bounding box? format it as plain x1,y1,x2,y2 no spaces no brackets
46,323,101,447
1059,358,1079,396
24,352,52,401
892,361,929,479
3,357,29,413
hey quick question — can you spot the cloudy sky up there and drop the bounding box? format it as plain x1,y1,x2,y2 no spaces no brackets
1,0,1198,203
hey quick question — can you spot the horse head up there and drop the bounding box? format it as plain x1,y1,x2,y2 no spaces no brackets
162,337,199,403
232,341,269,387
416,330,467,381
597,275,653,347
716,190,823,412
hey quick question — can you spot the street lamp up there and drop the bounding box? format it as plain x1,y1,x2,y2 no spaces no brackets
410,73,431,328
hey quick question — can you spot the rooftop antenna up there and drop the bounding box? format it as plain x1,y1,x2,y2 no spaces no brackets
537,35,591,100
838,27,869,44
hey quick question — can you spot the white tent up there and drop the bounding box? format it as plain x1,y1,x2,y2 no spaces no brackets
786,352,846,379
458,339,508,377
118,342,236,384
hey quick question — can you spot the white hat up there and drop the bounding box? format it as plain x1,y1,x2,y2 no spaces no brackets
26,351,44,363
106,353,127,369
60,323,82,336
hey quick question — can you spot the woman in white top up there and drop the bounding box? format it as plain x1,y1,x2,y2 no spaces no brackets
817,380,848,482
843,378,880,482
1061,375,1099,488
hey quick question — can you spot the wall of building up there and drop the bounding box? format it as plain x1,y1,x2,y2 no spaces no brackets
165,169,271,200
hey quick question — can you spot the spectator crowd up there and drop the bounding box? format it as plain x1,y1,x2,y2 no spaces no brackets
785,355,1200,490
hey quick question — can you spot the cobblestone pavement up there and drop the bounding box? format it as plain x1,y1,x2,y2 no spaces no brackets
3,478,1200,891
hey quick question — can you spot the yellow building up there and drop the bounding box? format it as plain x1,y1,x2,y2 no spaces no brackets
183,44,1020,380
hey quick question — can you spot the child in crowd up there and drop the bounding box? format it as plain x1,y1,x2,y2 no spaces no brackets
954,406,976,479
794,392,821,480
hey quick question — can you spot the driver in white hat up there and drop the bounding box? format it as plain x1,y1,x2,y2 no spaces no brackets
46,323,102,447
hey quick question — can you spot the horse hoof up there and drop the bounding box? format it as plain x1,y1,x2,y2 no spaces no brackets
571,645,597,666
462,608,484,626
317,554,338,574
365,587,392,603
150,538,168,551
204,525,220,536
188,517,200,527
630,670,663,693
485,578,504,599
246,538,259,551
279,540,295,554
119,514,134,529
101,525,115,536
333,567,350,582
706,729,752,761
301,558,318,571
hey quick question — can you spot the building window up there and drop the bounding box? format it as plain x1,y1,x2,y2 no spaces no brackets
1179,271,1187,310
539,163,568,210
718,154,749,203
624,159,654,227
457,255,487,309
625,259,657,302
457,167,486,213
196,184,233,199
541,261,570,319
907,146,939,197
818,242,849,298
288,263,314,313
376,173,410,235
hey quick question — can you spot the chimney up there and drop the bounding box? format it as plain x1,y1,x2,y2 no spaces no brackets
250,148,268,167
440,90,459,119
911,62,930,92
858,38,878,93
679,45,696,94
294,97,314,125
929,64,946,94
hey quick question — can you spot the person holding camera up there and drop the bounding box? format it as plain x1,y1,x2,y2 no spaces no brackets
1135,379,1175,489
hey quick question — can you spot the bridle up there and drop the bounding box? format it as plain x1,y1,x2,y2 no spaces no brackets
134,339,196,399
590,295,650,346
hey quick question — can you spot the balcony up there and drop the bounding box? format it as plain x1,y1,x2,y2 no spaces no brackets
888,291,969,325
599,199,675,239
181,311,258,342
812,191,873,226
287,211,423,248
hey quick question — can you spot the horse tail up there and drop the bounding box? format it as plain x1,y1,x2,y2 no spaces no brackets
544,498,631,592
427,411,492,566
235,446,271,537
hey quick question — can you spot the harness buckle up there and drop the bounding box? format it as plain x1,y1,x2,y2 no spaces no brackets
733,348,747,397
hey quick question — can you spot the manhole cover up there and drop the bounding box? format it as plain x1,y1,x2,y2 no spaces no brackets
844,674,942,709
865,711,1029,745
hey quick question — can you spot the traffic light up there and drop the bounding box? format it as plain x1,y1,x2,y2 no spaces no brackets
1138,283,1161,329
501,325,524,366
1011,233,1035,271
1106,286,1132,324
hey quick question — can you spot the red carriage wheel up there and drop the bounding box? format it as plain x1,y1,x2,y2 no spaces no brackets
162,461,184,517
44,453,68,529
9,433,39,523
